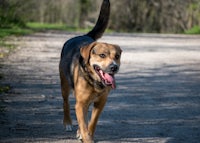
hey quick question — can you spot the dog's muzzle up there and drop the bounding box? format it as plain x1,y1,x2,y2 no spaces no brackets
94,63,119,89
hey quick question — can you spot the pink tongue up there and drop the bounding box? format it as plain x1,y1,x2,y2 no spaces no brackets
100,70,116,89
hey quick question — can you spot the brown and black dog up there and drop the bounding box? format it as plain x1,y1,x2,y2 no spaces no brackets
59,0,122,142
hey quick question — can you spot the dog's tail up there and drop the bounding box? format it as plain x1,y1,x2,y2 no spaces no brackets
86,0,110,40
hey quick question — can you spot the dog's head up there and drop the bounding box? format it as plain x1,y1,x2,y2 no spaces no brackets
81,42,122,89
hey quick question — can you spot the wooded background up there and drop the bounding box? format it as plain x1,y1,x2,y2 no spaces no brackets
0,0,200,33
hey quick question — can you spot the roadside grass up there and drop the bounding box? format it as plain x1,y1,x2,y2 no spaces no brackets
0,22,98,39
0,22,85,38
27,22,92,32
0,22,69,38
26,22,75,31
184,26,200,34
0,27,33,38
26,22,113,33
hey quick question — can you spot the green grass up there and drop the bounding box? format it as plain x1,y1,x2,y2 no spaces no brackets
0,22,114,39
0,27,33,38
185,26,200,34
26,22,72,31
26,22,114,33
0,22,77,38
0,22,73,38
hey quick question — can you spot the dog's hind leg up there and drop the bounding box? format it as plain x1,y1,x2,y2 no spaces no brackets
59,69,72,131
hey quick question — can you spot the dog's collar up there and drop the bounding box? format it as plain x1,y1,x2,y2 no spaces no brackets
79,56,105,90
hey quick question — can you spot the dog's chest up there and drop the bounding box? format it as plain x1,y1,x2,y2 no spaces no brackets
90,93,102,103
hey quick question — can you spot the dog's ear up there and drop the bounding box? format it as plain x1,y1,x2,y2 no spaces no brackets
80,42,97,64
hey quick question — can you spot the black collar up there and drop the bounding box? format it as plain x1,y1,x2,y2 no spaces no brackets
79,56,105,90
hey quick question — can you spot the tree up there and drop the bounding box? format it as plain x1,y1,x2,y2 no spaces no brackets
0,0,26,28
1,0,199,33
109,0,200,33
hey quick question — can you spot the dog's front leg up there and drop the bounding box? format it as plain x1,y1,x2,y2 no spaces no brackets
88,95,107,138
75,101,93,143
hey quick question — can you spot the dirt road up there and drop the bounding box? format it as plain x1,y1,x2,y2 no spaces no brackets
0,32,200,143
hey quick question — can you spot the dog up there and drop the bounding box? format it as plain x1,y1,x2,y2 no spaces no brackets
59,0,122,142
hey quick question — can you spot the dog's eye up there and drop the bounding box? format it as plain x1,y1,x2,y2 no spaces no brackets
99,54,106,58
115,54,120,60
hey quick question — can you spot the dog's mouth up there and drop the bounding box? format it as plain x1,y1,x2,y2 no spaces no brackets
94,65,116,89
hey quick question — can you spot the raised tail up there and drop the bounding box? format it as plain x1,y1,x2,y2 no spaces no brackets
86,0,110,40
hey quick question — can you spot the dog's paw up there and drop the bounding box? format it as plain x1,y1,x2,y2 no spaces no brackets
76,129,82,141
65,125,73,132
77,136,83,143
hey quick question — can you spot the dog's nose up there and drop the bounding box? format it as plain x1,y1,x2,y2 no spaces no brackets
110,64,119,73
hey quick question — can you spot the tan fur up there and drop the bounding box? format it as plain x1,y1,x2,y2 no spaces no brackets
59,1,121,142
60,42,121,143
